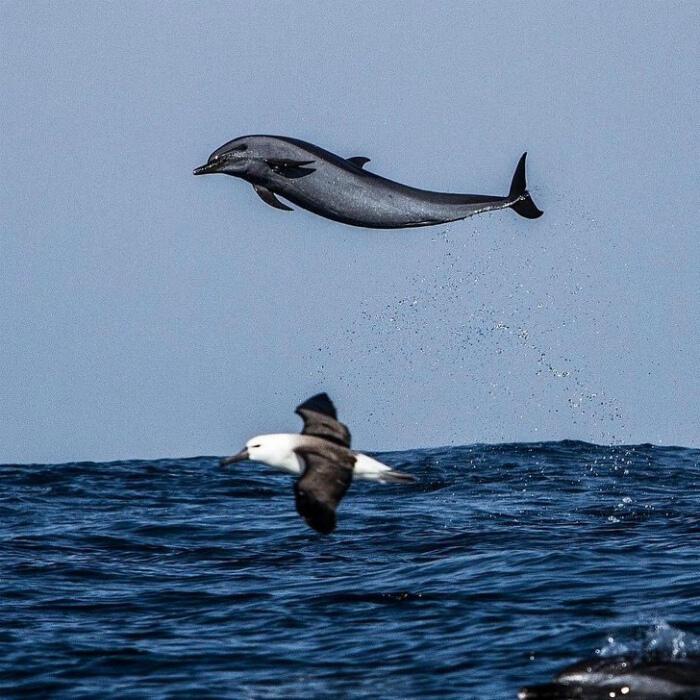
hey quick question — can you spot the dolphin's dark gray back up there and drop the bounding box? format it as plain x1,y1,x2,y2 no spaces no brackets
519,655,700,699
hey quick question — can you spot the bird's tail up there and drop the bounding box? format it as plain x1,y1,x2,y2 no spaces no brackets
508,152,543,219
378,469,417,484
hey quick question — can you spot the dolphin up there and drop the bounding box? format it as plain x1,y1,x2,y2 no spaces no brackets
193,135,543,228
519,654,700,699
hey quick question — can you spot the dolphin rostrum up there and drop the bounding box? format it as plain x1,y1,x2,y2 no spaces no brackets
194,135,543,228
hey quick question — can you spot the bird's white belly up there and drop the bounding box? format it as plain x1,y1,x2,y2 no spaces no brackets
260,439,389,481
264,449,304,475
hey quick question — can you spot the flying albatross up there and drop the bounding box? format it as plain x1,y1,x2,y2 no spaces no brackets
220,393,415,534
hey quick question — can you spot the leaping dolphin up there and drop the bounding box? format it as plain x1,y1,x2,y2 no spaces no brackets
194,135,543,228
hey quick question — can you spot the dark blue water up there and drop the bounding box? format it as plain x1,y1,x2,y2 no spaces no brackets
2,441,699,698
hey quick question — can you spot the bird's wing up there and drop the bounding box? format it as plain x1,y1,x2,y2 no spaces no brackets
293,445,355,534
295,393,351,448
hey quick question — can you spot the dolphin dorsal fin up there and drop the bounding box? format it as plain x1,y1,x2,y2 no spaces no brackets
347,156,370,169
253,184,293,211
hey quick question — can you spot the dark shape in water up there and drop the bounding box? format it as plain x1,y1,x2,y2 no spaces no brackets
519,654,700,699
194,135,543,228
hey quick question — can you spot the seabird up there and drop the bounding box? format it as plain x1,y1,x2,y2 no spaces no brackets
220,393,415,534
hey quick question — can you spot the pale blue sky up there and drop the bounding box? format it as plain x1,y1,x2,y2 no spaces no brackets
1,1,698,463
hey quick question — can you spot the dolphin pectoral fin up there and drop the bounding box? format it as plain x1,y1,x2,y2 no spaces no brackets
253,185,293,211
347,156,371,168
265,159,316,179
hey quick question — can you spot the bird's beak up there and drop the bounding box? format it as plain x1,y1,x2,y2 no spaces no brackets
193,160,221,176
220,448,249,466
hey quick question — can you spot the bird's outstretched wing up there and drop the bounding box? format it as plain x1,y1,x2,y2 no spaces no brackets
295,393,351,448
293,444,355,534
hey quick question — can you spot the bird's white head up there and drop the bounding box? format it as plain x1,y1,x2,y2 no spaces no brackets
220,434,302,474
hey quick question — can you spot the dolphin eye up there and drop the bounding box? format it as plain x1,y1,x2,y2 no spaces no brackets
250,444,261,448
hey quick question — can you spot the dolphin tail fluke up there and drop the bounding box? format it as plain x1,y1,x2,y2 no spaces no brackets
508,152,543,219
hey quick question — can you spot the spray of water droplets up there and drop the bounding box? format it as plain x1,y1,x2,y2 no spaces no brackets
309,207,628,445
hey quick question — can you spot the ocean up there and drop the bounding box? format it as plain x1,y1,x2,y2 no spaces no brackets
2,441,699,698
